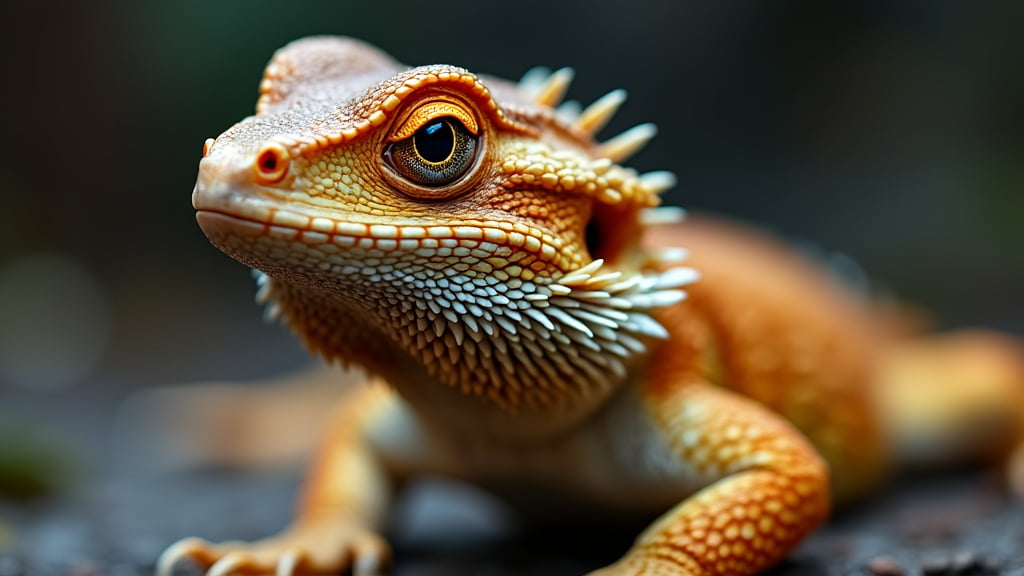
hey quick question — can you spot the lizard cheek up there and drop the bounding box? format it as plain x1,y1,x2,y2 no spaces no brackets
253,142,291,184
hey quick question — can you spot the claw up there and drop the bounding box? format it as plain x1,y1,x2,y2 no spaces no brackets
157,537,211,576
352,538,389,576
208,552,252,576
276,550,303,576
353,552,382,576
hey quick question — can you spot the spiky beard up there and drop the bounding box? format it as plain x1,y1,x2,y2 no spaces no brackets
256,254,698,412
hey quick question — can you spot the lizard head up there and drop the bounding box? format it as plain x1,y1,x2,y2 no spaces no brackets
194,37,697,411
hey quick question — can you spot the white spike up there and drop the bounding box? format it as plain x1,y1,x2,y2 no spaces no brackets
555,100,582,123
639,170,677,195
568,308,621,330
534,67,575,108
617,332,647,354
651,247,690,265
603,340,631,358
570,290,612,301
495,316,517,335
547,307,594,338
547,284,573,296
557,272,591,287
640,206,687,226
255,283,271,304
480,318,495,336
549,296,582,309
600,122,658,162
628,314,670,339
449,320,465,345
604,297,634,310
467,325,486,343
579,303,630,323
655,267,701,289
441,308,459,324
586,271,623,286
518,66,551,95
575,89,627,134
643,290,687,308
601,275,641,294
591,324,619,342
525,308,555,331
573,259,602,278
550,331,573,346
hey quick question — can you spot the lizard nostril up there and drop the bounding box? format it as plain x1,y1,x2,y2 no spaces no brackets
253,142,290,184
202,138,215,158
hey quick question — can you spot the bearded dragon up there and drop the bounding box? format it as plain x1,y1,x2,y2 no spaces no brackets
157,36,1024,576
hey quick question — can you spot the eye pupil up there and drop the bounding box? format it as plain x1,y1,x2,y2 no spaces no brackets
415,120,455,163
253,143,290,183
385,115,478,189
259,150,278,172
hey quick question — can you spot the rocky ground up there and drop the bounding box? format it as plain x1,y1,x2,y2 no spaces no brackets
1,391,1022,576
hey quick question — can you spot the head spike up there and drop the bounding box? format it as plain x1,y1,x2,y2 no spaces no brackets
599,123,657,162
640,206,687,226
534,67,575,108
574,89,627,134
555,100,582,123
518,66,551,96
639,171,677,196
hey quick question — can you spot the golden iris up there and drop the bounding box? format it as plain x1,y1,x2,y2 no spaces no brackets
386,117,477,187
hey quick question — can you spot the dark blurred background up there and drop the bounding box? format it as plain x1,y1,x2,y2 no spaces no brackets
4,0,1023,390
0,0,1022,572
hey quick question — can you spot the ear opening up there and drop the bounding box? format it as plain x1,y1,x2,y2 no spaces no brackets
585,202,644,266
584,216,607,261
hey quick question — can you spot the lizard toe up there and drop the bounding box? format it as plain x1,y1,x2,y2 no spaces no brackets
276,549,305,576
157,537,220,576
208,552,257,576
351,535,390,576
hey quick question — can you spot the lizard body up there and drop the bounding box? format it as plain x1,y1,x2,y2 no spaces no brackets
159,37,1024,575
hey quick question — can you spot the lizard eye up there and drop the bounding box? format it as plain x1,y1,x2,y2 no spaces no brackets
253,141,290,184
385,116,478,188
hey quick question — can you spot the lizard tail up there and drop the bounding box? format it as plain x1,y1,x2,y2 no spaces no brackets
876,328,1024,494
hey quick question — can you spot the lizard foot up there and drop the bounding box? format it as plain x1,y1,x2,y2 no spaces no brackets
156,524,390,576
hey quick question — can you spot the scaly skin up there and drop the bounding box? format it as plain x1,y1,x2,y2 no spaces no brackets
159,36,1024,576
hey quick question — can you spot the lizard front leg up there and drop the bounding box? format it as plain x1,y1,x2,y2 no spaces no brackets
591,381,830,576
157,382,395,576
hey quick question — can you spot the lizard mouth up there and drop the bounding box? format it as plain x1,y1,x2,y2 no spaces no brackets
196,207,389,247
193,178,578,275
